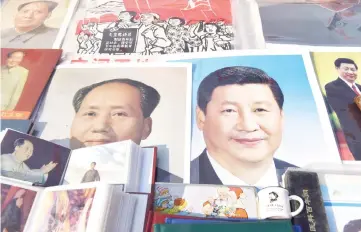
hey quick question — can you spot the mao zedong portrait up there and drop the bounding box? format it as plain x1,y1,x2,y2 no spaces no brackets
1,138,58,184
1,50,29,111
191,66,296,187
69,78,183,183
1,0,59,48
325,58,361,160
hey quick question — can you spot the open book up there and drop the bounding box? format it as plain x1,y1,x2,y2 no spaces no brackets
0,177,150,232
0,129,156,192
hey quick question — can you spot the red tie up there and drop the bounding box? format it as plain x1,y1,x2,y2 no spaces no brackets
352,85,360,96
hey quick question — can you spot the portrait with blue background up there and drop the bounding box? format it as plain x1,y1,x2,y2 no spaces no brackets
171,53,341,168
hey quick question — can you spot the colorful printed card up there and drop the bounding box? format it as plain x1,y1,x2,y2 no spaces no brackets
153,184,258,219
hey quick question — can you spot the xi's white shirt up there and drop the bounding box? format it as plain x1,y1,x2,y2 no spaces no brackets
339,76,361,94
207,152,279,188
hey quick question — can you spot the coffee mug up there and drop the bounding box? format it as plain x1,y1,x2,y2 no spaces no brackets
257,186,304,219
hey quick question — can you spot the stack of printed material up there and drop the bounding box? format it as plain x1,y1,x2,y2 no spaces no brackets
0,128,156,193
0,177,150,232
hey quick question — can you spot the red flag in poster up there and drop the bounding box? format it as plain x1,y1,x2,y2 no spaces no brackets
122,0,232,23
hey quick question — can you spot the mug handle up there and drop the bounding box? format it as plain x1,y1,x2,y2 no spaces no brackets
289,195,305,217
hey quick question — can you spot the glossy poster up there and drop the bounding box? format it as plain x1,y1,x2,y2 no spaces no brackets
62,0,234,55
312,51,361,161
169,51,341,186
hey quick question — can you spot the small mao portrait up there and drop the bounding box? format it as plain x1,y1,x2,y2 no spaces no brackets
1,138,58,184
269,192,278,203
1,0,63,48
1,50,29,111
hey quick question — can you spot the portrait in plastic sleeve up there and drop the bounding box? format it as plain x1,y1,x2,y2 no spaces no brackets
188,53,341,188
1,0,71,48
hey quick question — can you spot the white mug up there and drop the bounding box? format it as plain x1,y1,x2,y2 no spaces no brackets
257,186,304,219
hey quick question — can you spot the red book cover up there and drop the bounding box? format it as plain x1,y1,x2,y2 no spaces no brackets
1,48,62,120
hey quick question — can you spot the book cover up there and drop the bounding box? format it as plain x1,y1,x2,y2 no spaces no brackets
1,119,32,133
1,181,39,232
1,48,62,120
0,129,71,186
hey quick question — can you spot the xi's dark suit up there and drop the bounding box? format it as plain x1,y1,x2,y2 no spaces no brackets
325,78,361,160
190,149,297,185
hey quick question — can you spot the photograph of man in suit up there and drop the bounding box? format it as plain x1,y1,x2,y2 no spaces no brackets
190,66,296,187
69,78,183,183
325,58,361,160
1,50,29,111
1,0,59,48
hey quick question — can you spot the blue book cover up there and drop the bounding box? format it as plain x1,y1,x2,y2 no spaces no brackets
1,119,31,133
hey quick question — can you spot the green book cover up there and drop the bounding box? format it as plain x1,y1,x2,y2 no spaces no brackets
154,220,293,232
